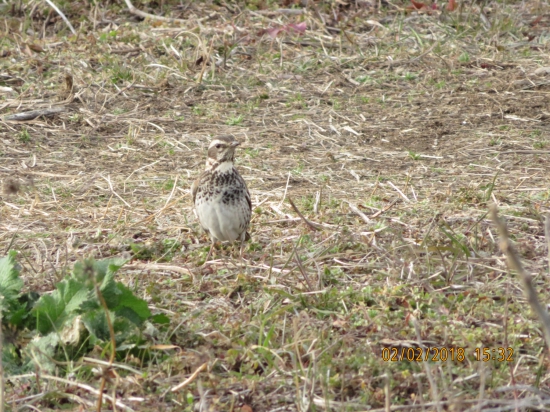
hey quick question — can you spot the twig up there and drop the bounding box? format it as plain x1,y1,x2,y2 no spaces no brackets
125,263,192,276
162,176,178,210
40,374,134,411
101,175,131,208
371,199,399,219
313,190,321,214
122,0,188,23
411,317,443,412
125,160,160,181
475,362,486,412
94,276,117,412
197,38,214,85
502,276,519,405
545,215,550,276
312,398,493,412
82,357,143,375
489,205,550,354
384,373,390,412
252,8,306,15
2,107,65,121
43,0,76,34
129,196,184,227
347,202,370,223
387,181,410,203
171,363,207,392
498,150,550,154
278,172,291,208
379,41,438,69
110,48,141,55
293,243,313,292
288,196,320,231
0,299,4,412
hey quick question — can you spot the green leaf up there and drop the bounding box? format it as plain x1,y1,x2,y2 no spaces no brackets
81,309,142,349
150,314,170,325
25,333,59,373
8,307,28,327
79,259,125,313
113,317,141,346
26,256,154,363
0,251,23,310
81,308,111,342
10,292,40,328
33,278,88,335
3,342,27,375
99,268,121,309
73,257,126,287
114,283,151,325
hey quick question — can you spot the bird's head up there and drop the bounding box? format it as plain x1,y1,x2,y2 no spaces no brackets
206,135,241,168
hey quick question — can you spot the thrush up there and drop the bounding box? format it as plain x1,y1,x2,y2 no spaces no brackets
191,135,251,263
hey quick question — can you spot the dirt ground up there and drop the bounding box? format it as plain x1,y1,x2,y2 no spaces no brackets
2,0,550,410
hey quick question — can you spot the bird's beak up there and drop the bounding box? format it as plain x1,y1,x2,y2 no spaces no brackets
231,141,241,147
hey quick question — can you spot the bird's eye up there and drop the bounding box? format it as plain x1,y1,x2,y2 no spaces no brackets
216,144,221,149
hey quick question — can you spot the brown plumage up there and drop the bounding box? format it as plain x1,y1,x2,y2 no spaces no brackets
192,135,251,262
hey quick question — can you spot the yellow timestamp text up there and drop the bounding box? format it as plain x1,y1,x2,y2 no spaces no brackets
474,347,514,362
381,347,514,362
382,347,466,362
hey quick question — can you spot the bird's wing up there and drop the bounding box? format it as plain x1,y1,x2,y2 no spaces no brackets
191,176,201,203
245,186,252,211
234,167,252,212
244,180,252,242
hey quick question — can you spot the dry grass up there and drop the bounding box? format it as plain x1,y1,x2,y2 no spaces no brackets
2,0,550,410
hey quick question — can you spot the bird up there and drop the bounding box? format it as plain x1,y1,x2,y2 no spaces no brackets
191,135,251,263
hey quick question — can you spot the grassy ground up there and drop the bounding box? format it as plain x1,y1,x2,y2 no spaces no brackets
2,0,550,410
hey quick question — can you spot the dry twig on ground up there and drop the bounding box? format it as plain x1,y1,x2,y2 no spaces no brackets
490,204,550,354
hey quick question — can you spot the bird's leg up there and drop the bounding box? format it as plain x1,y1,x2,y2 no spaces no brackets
239,239,245,260
238,232,247,267
203,237,216,265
